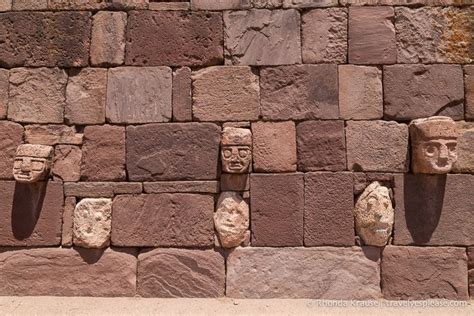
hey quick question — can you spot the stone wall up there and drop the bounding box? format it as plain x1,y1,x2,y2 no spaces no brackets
0,0,473,300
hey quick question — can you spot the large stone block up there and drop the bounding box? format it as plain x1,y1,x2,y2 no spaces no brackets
227,247,381,299
0,12,90,67
138,249,225,298
64,182,142,198
302,8,347,63
393,174,474,246
24,125,82,146
260,65,338,120
172,67,192,122
62,197,75,247
192,67,260,122
12,0,47,10
0,248,136,296
126,11,223,66
91,11,126,66
0,121,23,180
466,65,474,120
47,0,108,10
453,122,474,174
348,7,396,64
283,0,338,7
346,121,409,172
106,67,172,124
112,194,214,247
382,246,468,300
52,145,82,182
224,9,301,65
126,123,220,181
8,68,67,124
0,69,7,119
191,0,245,9
384,65,464,120
0,181,63,246
250,173,304,246
143,181,219,194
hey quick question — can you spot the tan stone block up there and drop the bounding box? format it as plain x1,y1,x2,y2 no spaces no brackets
143,181,219,194
251,0,282,8
283,0,338,7
61,196,75,247
25,125,83,146
47,0,108,10
0,69,8,119
172,67,192,122
73,198,112,249
91,11,126,66
12,0,47,10
52,145,81,182
0,121,23,180
64,182,142,198
149,2,190,10
0,0,12,11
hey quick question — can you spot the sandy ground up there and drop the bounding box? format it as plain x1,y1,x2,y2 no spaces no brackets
0,297,472,316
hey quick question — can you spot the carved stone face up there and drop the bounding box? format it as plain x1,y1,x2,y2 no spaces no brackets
214,192,249,248
410,116,458,174
221,127,252,174
13,144,53,183
354,182,394,247
73,198,112,249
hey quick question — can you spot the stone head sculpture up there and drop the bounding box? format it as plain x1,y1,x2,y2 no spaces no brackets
214,192,249,248
13,144,54,183
221,127,252,174
354,182,394,247
409,116,458,174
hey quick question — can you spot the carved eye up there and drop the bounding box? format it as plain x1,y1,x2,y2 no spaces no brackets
424,143,437,156
239,149,249,158
223,149,232,159
31,160,45,171
13,159,22,169
447,142,457,153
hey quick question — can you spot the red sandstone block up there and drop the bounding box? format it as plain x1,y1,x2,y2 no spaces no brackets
0,181,63,246
382,246,468,300
469,248,473,298
465,65,474,120
90,11,126,67
173,67,192,122
138,248,225,298
0,248,136,296
0,121,23,180
393,174,474,246
112,194,214,247
250,173,304,246
0,69,7,119
304,172,354,246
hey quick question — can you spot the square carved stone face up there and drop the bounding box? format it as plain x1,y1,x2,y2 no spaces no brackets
221,127,252,174
13,144,53,183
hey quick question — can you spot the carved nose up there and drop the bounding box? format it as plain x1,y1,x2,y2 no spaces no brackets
20,159,31,171
438,144,449,159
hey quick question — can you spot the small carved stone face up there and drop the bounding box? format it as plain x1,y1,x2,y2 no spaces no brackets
416,139,457,173
214,192,249,248
13,144,53,183
221,127,252,174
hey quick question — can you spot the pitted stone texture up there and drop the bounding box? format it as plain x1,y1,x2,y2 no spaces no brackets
25,125,82,146
0,69,7,119
348,7,396,64
112,194,214,247
64,182,142,198
302,8,347,63
0,181,63,246
382,246,468,300
396,7,472,64
191,0,245,9
339,65,383,120
304,172,354,246
66,68,107,125
0,1,11,11
0,248,136,297
81,125,126,182
8,68,67,124
227,247,381,299
12,0,47,10
107,67,172,124
260,65,338,120
346,121,408,172
107,0,148,9
215,192,249,248
0,12,90,67
384,64,464,120
297,121,346,172
173,67,192,122
251,0,282,7
453,122,474,174
144,181,219,194
91,11,126,66
393,174,474,246
0,121,23,180
192,67,260,122
150,2,190,10
466,66,474,120
48,0,108,10
469,248,474,298
73,198,112,249
52,145,81,182
252,121,297,172
224,9,301,66
61,197,75,247
138,249,225,298
127,123,220,181
126,11,223,66
250,173,304,246
283,0,338,7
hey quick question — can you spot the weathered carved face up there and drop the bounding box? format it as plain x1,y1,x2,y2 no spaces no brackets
13,144,53,183
221,127,252,174
214,192,249,248
354,182,394,247
73,198,112,249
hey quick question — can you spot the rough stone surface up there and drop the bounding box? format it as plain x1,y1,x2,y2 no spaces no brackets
469,247,474,298
224,9,301,65
304,172,354,246
61,197,75,247
251,0,282,7
64,182,142,198
384,64,464,120
143,181,219,194
66,68,107,125
250,173,304,246
260,65,338,120
12,144,54,184
0,12,91,67
220,174,249,192
348,7,396,64
396,7,472,64
126,11,223,66
12,0,47,10
192,67,260,122
302,8,347,63
283,0,338,7
453,122,474,174
339,65,383,120
0,248,136,297
47,0,108,10
0,1,11,11
112,194,214,247
81,125,126,182
0,181,63,246
106,0,148,9
191,0,244,9
214,192,249,248
382,246,468,300
465,65,474,120
227,247,381,299
138,249,225,298
73,198,112,249
107,67,172,124
346,120,409,172
0,121,23,180
353,172,395,196
393,174,474,246
150,2,190,10
8,68,67,124
172,67,192,122
24,125,82,146
0,69,7,119
296,121,346,172
91,11,126,66
127,123,220,181
252,121,297,172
